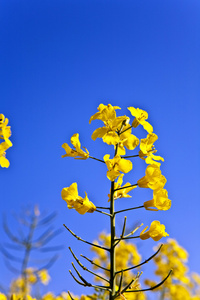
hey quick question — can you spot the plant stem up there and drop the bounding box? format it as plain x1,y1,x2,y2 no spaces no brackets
89,156,105,163
109,180,116,300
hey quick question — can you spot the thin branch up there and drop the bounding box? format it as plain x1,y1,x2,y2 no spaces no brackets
118,125,133,135
71,264,111,291
89,156,105,164
81,254,110,272
117,270,124,294
116,245,163,274
114,184,138,192
38,254,59,271
69,247,110,283
69,270,87,286
38,212,57,226
34,228,63,247
3,217,23,245
121,155,139,159
115,206,144,215
114,272,142,298
4,259,20,274
0,246,22,263
63,225,110,251
96,206,110,210
117,235,140,241
38,245,65,252
114,217,127,247
71,262,92,286
95,209,112,217
123,223,143,239
68,291,75,300
124,269,173,293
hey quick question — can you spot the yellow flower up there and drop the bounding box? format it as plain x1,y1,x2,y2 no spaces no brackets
0,114,11,140
0,139,12,168
137,164,167,190
25,268,37,284
89,103,121,123
128,107,153,133
38,269,50,285
143,189,171,211
139,133,164,166
0,293,6,300
90,104,128,145
62,133,89,159
117,124,139,155
140,221,169,241
104,154,132,181
108,175,136,200
61,182,96,214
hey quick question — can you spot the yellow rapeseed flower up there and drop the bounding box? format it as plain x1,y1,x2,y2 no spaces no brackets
61,182,96,214
139,133,164,166
117,123,139,155
140,221,169,241
143,189,171,211
0,139,12,168
128,107,153,133
62,133,89,159
0,114,11,139
104,154,132,181
137,164,166,190
89,104,128,145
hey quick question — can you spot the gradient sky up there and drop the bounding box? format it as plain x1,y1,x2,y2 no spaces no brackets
0,0,200,297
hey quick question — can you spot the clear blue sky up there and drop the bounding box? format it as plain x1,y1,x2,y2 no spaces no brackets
0,0,200,296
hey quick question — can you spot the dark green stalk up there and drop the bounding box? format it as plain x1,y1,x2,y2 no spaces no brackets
109,180,116,300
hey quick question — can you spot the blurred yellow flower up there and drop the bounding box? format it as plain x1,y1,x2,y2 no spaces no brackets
144,189,171,211
0,293,6,300
38,269,51,285
128,107,153,133
137,164,166,190
62,133,89,159
61,182,96,214
140,221,169,241
104,154,132,181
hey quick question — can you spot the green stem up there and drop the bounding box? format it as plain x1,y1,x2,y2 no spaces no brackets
114,183,138,192
115,205,144,215
89,156,105,163
110,180,116,300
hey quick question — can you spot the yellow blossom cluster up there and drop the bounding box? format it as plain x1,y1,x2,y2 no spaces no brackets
0,113,12,168
91,232,144,292
10,268,51,298
60,103,172,298
144,239,200,299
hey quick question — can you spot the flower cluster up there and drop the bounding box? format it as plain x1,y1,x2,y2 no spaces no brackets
144,239,200,299
10,268,51,298
0,113,12,167
61,103,171,299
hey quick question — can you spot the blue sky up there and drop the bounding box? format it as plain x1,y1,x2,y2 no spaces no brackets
0,0,200,296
